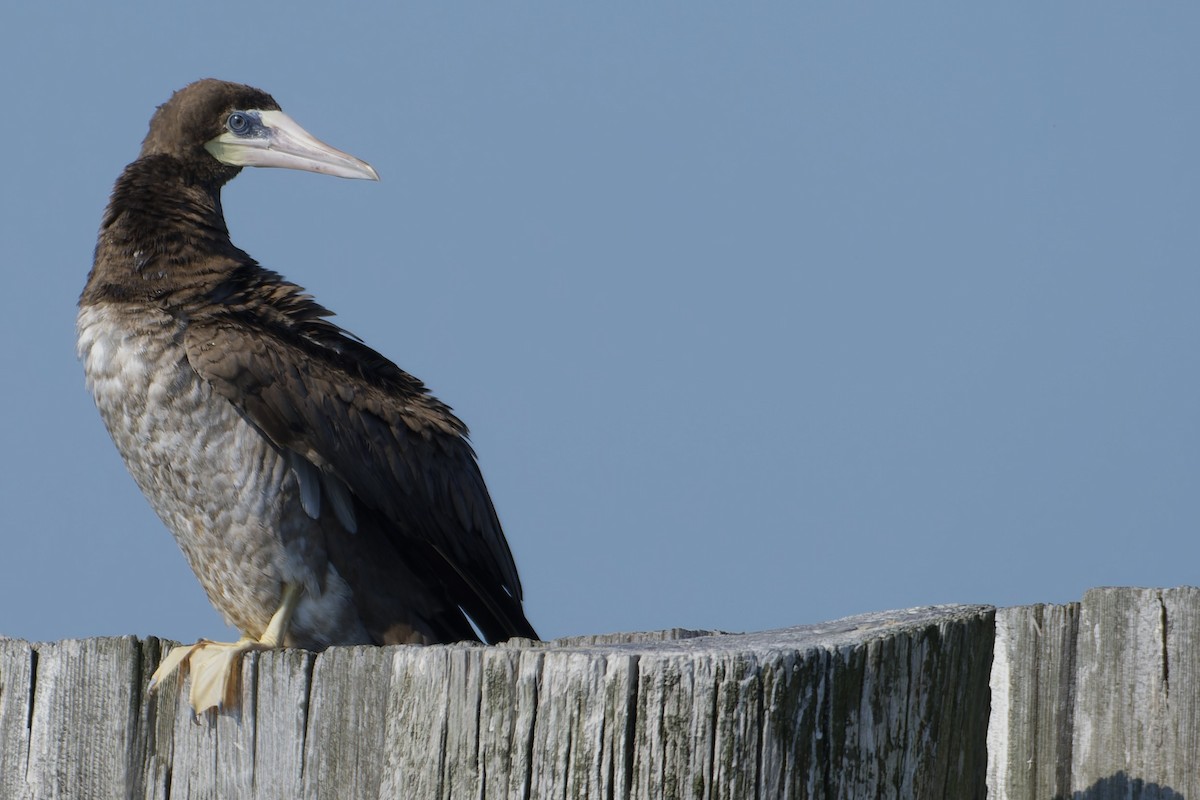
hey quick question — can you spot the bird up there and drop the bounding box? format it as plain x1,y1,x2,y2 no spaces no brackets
78,79,538,712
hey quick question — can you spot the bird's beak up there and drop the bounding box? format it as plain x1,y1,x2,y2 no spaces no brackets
205,110,380,181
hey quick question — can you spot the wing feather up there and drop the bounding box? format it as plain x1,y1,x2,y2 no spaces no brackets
183,318,525,614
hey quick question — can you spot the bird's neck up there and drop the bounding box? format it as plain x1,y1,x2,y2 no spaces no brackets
104,155,235,249
83,156,248,308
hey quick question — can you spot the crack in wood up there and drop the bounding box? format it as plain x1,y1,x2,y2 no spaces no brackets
23,645,37,782
623,655,639,800
1158,590,1170,698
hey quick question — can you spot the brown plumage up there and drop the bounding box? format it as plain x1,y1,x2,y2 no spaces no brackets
78,80,535,707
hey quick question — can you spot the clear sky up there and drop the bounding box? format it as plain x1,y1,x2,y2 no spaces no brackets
1,4,1197,645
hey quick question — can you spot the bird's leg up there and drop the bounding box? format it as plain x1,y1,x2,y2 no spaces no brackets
258,581,302,647
149,582,304,713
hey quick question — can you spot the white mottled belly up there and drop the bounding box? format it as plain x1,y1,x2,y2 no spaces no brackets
77,302,367,646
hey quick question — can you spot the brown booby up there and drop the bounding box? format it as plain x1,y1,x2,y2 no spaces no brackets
78,79,538,712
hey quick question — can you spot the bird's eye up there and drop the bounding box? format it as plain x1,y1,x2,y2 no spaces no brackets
227,112,252,135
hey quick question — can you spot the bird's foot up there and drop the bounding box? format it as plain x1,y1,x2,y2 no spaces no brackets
149,636,270,713
149,583,304,713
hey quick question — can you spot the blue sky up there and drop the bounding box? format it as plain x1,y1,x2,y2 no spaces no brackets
1,4,1197,644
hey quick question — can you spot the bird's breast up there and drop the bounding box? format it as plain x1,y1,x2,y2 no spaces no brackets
75,301,346,639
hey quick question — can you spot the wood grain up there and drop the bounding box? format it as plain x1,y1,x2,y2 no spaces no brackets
1,604,992,799
987,586,1200,799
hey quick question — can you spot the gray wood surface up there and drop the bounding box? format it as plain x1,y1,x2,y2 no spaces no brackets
988,586,1200,800
0,604,992,800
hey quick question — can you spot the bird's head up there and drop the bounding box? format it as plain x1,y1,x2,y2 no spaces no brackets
139,78,379,183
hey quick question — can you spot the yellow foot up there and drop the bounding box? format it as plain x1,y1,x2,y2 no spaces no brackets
149,583,303,713
149,637,269,713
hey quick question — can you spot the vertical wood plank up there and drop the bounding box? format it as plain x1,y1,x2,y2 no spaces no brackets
986,603,1079,800
246,648,313,800
0,639,35,800
1071,586,1200,798
382,646,452,798
24,637,141,800
302,645,394,800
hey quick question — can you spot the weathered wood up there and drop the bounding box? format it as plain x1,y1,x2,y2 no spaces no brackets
13,586,1200,799
0,637,165,798
987,586,1200,799
0,604,991,799
986,600,1079,799
0,638,35,800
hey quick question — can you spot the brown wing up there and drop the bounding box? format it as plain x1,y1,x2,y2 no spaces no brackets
183,316,534,642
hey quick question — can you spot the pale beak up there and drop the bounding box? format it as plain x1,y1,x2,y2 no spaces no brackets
205,109,379,180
